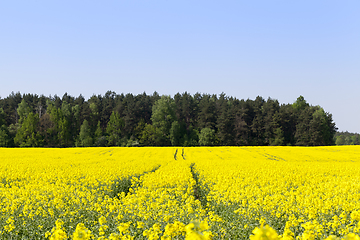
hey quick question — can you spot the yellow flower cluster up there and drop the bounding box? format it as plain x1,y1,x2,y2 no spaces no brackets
1,146,360,239
187,146,360,239
0,147,169,239
249,224,360,240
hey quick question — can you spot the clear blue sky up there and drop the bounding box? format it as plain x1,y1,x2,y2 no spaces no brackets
0,1,359,133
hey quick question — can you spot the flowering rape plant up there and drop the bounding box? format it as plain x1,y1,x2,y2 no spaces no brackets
1,146,360,239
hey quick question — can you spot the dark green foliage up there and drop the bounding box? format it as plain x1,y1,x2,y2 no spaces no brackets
0,92,338,147
0,108,6,127
48,106,72,147
292,95,309,111
0,125,10,147
7,123,19,147
170,121,184,146
0,108,10,147
151,95,176,145
183,125,199,146
270,128,285,146
14,112,42,147
335,131,360,145
106,111,124,146
139,124,163,146
216,94,235,146
294,106,337,146
17,99,32,123
77,119,93,147
197,94,217,130
94,121,107,147
198,127,217,146
308,108,335,146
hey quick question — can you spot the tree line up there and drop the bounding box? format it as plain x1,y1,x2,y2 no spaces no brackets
334,132,360,145
0,91,337,147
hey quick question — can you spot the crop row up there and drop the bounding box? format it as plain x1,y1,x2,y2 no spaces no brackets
1,146,360,239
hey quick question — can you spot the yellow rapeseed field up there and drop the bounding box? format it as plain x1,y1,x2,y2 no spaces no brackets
1,146,360,240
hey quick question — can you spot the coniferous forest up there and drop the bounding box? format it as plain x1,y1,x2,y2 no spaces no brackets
0,91,338,147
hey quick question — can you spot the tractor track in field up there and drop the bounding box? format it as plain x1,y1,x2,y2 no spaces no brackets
108,164,161,198
174,148,186,160
190,162,209,208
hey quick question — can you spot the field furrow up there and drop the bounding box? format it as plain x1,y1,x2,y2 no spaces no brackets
1,146,360,239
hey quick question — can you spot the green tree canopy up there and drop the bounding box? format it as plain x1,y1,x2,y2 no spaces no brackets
0,108,9,146
292,95,309,111
77,119,93,147
14,112,42,147
17,99,32,123
0,92,340,147
198,127,217,146
151,95,176,145
139,124,163,146
106,111,124,146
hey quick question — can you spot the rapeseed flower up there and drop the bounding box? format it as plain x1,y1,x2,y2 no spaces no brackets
250,225,279,240
2,146,360,239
